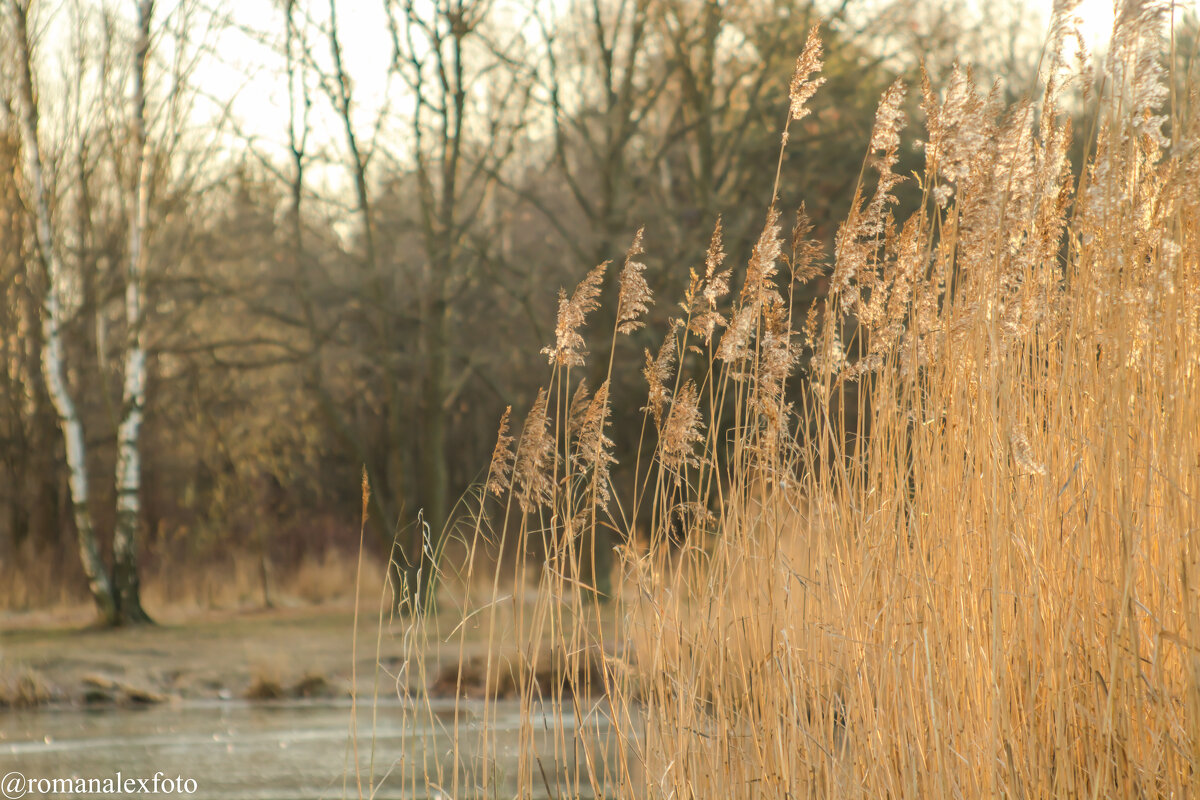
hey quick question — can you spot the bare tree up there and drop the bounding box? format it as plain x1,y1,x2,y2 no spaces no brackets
297,0,410,594
276,0,533,612
4,0,196,624
526,0,670,273
110,0,154,623
4,0,118,621
382,0,534,611
0,112,65,571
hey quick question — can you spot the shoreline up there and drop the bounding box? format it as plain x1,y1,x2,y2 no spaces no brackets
0,604,410,710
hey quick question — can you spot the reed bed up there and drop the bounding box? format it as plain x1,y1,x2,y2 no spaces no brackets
363,3,1200,797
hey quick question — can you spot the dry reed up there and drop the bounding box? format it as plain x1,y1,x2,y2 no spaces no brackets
366,3,1200,797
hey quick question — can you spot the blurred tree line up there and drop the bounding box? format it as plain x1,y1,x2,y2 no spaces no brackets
0,0,1061,620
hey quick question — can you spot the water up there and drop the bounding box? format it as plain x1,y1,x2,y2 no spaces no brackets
0,700,623,799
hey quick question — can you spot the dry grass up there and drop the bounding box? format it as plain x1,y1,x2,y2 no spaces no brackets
368,7,1200,798
0,546,387,616
244,661,289,700
244,660,338,701
0,665,57,708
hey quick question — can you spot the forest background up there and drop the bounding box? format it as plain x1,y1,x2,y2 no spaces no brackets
0,0,1177,621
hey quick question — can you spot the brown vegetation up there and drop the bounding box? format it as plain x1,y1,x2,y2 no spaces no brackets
372,4,1200,797
0,665,56,708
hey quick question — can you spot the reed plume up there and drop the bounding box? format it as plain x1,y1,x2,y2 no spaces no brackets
543,262,607,367
616,229,652,335
573,380,615,509
485,406,514,497
512,387,554,512
643,333,677,429
684,219,730,345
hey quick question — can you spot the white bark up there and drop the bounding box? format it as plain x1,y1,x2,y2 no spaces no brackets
111,0,154,621
5,0,116,620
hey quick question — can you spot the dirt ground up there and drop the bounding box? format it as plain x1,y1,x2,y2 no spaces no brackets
0,603,424,707
0,580,625,710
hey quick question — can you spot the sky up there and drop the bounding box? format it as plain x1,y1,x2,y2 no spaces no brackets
1076,0,1117,42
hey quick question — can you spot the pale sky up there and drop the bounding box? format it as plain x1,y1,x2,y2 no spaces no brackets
1076,0,1118,42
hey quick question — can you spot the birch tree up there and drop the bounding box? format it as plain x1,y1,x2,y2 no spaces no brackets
4,0,118,621
5,0,159,624
111,0,153,623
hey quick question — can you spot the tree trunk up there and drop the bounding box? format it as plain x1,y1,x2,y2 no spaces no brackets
6,0,118,624
110,0,155,626
408,297,449,616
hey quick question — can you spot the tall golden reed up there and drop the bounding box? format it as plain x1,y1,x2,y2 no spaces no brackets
373,4,1200,797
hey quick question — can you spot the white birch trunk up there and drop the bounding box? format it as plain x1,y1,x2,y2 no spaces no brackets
5,0,117,621
111,0,154,623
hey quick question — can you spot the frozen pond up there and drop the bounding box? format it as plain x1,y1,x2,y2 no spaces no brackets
0,700,626,799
